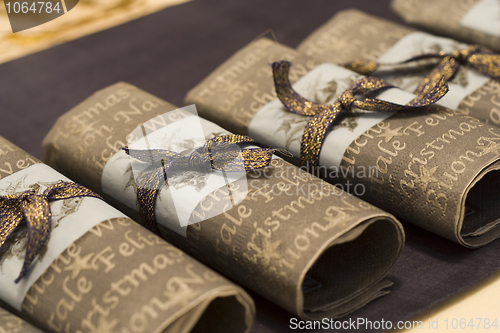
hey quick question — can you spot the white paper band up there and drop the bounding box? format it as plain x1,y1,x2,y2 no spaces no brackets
102,111,251,237
0,163,126,311
460,0,500,37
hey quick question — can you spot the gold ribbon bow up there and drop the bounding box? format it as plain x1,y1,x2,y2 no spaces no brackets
124,134,275,234
343,44,500,97
0,182,102,282
273,61,448,168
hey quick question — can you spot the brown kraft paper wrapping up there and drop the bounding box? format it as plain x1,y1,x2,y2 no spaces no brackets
42,82,405,319
0,307,43,333
185,39,500,247
297,9,500,127
182,38,321,136
391,0,500,52
0,136,255,333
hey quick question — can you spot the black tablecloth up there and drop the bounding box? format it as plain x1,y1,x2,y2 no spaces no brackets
1,1,498,332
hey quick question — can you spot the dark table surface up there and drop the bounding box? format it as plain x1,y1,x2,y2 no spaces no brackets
1,1,499,332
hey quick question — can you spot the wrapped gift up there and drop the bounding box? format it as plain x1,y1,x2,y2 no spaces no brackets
185,38,500,248
0,307,43,332
391,0,500,51
297,9,500,126
0,136,254,333
42,82,405,319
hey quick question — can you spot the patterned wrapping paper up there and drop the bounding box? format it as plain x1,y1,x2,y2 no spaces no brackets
0,306,43,333
297,9,500,126
296,9,413,68
185,39,500,248
391,0,500,52
0,135,255,333
41,82,405,320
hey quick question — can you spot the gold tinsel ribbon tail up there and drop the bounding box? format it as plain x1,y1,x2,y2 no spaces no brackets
342,45,500,97
0,182,103,283
343,53,444,76
272,60,448,168
124,135,275,234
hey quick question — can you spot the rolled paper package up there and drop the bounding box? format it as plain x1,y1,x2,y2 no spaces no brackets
297,9,500,126
0,307,43,332
391,0,500,51
42,82,405,319
185,38,500,248
0,136,255,333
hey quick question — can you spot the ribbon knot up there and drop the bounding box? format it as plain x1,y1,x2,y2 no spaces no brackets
188,149,208,170
338,90,356,110
451,48,466,63
272,60,448,168
450,45,486,65
0,181,102,282
124,134,276,234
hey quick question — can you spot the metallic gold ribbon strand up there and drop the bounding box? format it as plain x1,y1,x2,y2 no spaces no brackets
124,135,275,234
342,44,500,97
0,182,102,282
272,61,448,168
